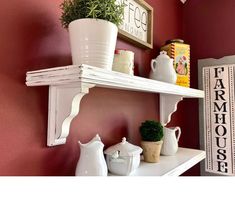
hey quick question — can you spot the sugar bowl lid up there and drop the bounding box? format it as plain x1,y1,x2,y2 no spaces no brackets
104,137,143,157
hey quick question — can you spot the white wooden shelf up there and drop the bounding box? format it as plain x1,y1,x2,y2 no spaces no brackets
26,64,204,97
109,147,206,176
26,64,204,146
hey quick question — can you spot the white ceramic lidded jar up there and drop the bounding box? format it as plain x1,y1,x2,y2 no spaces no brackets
150,51,177,84
104,138,143,176
75,134,108,176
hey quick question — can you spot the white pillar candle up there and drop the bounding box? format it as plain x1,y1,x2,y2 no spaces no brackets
112,50,135,75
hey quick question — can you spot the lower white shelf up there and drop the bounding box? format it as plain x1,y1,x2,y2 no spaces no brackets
109,147,206,177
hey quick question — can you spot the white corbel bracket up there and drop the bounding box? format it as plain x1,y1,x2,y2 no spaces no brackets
160,94,183,126
47,83,95,146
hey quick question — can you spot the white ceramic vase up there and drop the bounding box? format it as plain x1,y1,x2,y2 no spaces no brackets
69,18,118,70
161,127,181,156
75,134,108,176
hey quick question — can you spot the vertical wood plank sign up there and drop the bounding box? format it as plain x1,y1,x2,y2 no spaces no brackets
203,65,235,175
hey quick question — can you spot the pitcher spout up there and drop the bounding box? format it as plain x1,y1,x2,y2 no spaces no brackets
78,134,104,149
76,134,107,176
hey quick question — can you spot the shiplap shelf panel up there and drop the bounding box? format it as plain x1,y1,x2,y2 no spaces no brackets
26,64,204,146
107,147,205,177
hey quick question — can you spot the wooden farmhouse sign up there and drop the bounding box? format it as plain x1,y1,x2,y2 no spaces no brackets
116,0,153,49
203,65,235,176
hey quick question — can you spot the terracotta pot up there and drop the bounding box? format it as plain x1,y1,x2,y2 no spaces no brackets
141,140,163,163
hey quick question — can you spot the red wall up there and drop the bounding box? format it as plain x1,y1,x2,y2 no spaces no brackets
0,0,194,176
183,0,235,61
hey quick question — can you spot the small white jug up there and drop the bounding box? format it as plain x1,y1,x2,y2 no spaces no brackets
75,134,108,176
161,127,181,156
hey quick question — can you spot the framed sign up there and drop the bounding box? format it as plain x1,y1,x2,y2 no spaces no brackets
116,0,153,49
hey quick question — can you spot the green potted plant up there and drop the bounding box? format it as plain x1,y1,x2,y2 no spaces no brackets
139,120,164,163
60,0,124,70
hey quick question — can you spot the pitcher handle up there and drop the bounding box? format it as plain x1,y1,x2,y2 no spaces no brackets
151,59,157,71
175,127,181,142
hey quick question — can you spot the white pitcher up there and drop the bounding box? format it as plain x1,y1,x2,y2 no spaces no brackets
150,51,177,84
75,134,108,176
161,127,181,156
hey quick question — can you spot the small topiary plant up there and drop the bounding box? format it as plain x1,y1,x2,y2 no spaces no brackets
139,120,164,142
60,0,125,28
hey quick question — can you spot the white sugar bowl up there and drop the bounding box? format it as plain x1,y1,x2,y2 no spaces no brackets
104,137,143,176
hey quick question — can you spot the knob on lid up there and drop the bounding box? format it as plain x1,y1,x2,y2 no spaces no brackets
156,51,171,60
104,137,142,157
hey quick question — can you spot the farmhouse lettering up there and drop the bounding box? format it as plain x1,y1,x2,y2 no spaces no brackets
117,0,148,42
203,65,235,175
213,67,228,173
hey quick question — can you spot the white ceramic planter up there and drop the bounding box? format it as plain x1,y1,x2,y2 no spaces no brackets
68,18,118,70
